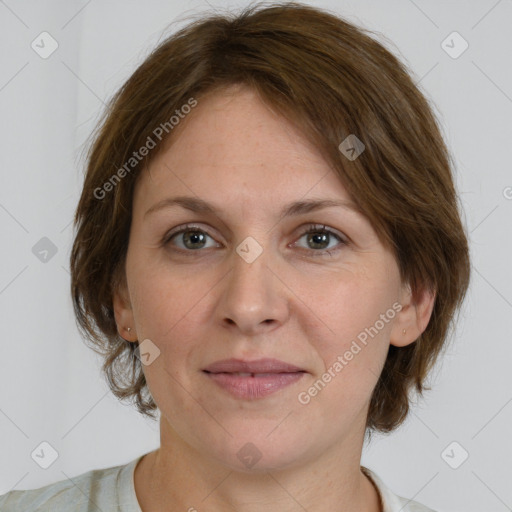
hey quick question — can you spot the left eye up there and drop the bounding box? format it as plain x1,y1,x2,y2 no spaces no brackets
164,223,346,256
293,224,346,256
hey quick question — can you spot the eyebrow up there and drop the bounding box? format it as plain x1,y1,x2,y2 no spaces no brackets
144,195,363,221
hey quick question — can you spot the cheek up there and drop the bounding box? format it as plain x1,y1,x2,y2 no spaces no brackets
302,263,397,351
296,266,396,410
130,257,215,335
129,266,218,393
300,283,392,415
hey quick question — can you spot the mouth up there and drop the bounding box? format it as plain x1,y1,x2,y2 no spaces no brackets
207,372,299,377
202,357,305,374
202,358,306,400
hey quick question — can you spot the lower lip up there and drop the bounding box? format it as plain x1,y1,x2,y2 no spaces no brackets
204,372,305,399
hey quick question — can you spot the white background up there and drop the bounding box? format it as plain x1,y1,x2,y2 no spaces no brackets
0,1,511,511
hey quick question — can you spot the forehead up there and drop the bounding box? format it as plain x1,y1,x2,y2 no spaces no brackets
134,86,354,215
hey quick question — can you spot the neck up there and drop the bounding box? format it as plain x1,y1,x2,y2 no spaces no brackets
134,418,382,512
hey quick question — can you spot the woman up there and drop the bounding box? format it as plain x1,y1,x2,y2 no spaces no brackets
0,2,470,511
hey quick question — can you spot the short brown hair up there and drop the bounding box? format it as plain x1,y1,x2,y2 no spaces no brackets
70,1,471,433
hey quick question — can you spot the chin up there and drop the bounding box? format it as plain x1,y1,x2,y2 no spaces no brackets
205,429,315,474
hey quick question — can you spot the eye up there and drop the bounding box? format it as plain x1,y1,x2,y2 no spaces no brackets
163,223,347,257
164,224,219,251
292,223,347,257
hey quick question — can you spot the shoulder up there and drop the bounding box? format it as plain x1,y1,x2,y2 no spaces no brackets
362,466,438,512
0,458,139,512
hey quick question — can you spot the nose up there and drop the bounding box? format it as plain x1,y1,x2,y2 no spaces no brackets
216,240,290,336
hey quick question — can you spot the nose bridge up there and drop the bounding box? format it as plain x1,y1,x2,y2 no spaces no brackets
218,232,288,332
231,234,273,305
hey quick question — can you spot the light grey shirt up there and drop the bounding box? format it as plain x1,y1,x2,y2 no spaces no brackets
0,454,436,511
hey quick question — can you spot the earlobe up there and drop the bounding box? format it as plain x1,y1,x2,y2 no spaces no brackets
390,283,436,347
112,281,137,342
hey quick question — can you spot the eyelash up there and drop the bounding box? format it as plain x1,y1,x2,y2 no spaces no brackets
163,223,347,258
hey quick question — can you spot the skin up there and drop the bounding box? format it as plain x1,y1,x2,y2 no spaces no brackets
113,84,435,512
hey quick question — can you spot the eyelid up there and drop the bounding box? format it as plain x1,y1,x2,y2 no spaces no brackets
291,223,348,255
163,222,350,257
301,223,348,244
163,222,347,243
163,223,220,245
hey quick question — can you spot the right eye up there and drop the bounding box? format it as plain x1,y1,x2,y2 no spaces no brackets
164,224,219,252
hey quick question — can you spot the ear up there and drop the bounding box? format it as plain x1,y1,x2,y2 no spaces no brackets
112,274,137,343
390,281,436,347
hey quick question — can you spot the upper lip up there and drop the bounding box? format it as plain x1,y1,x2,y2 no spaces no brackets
203,358,305,374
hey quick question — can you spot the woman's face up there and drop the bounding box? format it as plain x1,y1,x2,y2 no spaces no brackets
114,85,425,472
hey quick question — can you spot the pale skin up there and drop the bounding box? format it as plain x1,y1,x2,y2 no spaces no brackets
113,84,435,512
